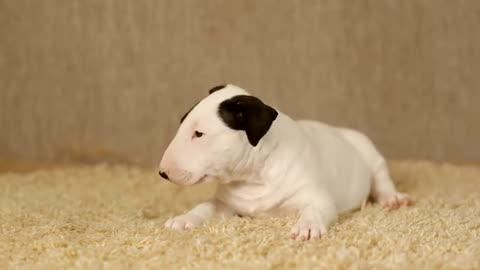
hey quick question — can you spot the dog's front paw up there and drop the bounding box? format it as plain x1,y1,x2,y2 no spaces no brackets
290,218,328,241
164,214,202,231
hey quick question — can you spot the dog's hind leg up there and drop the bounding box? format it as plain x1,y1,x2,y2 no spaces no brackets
368,158,413,209
337,128,413,209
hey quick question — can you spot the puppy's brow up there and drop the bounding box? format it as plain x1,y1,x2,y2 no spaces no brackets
180,101,200,124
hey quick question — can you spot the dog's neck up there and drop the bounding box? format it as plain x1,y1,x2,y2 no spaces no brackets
215,112,309,213
219,112,305,185
218,138,277,185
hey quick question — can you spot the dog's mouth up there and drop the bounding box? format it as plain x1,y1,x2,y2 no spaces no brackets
178,174,210,186
172,174,211,186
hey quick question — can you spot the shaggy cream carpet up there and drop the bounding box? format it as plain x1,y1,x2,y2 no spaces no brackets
1,161,479,269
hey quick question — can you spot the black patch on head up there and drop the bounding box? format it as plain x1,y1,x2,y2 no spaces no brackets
218,95,278,146
180,101,200,124
208,85,226,94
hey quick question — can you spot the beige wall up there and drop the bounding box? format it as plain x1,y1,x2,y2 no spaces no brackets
1,0,479,166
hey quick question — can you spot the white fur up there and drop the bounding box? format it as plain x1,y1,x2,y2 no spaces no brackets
160,85,411,240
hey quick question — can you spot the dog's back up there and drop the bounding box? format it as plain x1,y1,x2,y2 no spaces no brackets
297,120,384,177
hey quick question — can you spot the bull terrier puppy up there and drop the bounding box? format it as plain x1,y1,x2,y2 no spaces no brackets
159,84,412,240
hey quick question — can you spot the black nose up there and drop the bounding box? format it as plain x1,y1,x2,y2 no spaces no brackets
159,170,169,180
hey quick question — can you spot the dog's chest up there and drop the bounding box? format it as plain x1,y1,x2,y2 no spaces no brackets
216,182,291,216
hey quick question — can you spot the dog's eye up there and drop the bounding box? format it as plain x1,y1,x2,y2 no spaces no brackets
194,131,204,138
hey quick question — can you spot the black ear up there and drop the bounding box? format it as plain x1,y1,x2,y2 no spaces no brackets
208,85,226,94
218,95,278,146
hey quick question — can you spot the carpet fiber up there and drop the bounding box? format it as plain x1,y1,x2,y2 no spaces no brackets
1,161,479,269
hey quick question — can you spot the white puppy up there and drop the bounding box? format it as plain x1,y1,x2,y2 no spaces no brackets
159,84,412,240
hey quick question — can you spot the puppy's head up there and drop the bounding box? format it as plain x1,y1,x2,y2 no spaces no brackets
159,84,278,185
